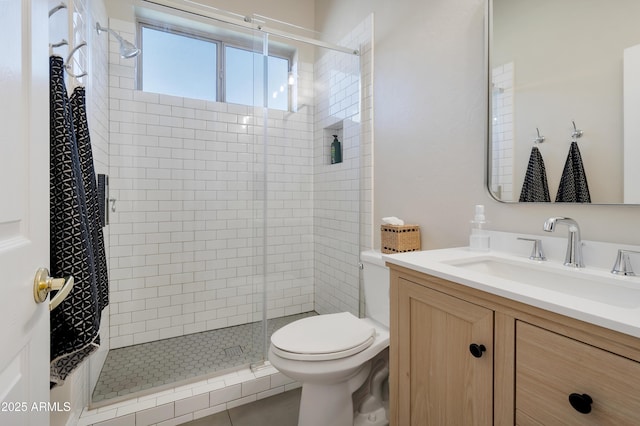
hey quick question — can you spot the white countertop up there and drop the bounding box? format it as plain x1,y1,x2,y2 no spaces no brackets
382,231,640,339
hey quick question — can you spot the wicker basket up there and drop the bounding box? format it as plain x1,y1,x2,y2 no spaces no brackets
381,224,421,254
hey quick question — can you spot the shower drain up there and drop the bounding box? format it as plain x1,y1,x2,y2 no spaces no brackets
224,346,244,358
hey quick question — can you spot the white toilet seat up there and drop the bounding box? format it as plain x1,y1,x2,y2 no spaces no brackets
271,312,375,361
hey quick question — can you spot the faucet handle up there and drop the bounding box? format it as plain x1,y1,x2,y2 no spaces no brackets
611,249,640,276
517,237,546,261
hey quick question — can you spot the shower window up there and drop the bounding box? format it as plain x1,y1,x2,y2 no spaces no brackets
141,26,217,101
225,46,289,111
138,21,292,111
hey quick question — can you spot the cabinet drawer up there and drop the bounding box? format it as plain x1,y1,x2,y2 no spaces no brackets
516,321,640,425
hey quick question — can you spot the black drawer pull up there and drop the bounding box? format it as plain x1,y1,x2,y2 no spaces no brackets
469,343,486,358
569,393,593,414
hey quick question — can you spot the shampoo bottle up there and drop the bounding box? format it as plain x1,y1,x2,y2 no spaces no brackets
331,135,342,164
469,204,490,251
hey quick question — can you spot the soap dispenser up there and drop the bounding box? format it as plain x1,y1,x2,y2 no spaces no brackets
469,204,490,251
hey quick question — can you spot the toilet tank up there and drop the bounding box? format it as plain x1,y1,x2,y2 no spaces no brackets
360,250,390,327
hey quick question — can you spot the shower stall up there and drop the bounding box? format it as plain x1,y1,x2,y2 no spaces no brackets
89,0,373,407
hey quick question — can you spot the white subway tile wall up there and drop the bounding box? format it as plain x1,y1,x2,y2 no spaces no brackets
491,63,514,201
314,16,374,316
106,16,373,347
73,12,375,426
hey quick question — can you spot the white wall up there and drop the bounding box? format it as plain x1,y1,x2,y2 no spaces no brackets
315,0,640,249
624,44,640,204
106,0,315,32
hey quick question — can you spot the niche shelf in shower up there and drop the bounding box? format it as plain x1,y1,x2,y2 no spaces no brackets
325,122,343,165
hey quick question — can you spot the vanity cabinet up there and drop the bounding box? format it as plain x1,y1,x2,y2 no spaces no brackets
389,265,640,425
395,278,493,425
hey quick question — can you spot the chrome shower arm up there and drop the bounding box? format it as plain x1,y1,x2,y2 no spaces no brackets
96,22,141,59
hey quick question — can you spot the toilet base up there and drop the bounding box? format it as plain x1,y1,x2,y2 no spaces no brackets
297,362,371,426
354,407,388,426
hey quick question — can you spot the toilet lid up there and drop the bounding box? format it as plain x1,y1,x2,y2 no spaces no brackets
271,312,375,361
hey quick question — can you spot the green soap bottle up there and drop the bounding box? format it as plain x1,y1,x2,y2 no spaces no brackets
331,134,342,164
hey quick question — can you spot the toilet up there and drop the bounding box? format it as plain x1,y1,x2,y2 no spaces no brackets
268,250,390,426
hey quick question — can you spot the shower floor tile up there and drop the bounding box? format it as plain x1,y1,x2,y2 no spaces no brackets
92,312,315,405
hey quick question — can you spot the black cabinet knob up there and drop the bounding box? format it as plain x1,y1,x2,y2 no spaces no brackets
469,343,486,358
569,393,593,414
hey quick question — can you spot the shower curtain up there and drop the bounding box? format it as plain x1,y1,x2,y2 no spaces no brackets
49,56,108,386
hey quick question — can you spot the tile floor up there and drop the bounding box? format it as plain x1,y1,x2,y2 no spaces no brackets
92,312,315,405
183,388,301,426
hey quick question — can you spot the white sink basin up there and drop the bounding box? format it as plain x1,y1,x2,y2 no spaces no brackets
383,234,640,338
445,256,640,309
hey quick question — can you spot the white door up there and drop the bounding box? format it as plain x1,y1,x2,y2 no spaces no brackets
0,0,51,425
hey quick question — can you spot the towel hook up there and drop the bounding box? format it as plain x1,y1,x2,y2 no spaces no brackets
64,42,88,79
50,39,68,49
571,120,583,141
48,2,67,18
49,38,68,55
533,127,545,144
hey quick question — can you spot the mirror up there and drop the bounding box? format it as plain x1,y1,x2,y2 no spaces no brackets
488,0,640,204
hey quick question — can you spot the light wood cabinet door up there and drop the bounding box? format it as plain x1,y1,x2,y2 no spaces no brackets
516,321,640,425
395,278,494,425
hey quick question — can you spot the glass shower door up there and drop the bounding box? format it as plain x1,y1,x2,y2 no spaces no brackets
91,13,268,405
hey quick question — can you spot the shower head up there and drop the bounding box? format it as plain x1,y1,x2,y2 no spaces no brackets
96,22,141,59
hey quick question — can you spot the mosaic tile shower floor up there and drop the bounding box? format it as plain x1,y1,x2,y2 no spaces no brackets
92,312,315,405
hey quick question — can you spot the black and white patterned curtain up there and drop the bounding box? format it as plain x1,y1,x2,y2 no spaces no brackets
49,55,109,387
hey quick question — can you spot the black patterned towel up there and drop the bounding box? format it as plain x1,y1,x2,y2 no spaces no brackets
519,146,550,202
555,141,591,203
49,56,105,387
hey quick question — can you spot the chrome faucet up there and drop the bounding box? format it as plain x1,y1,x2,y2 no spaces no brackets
543,217,584,268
